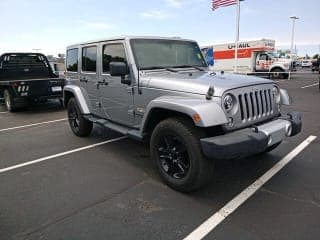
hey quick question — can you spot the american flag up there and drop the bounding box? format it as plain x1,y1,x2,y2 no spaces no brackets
212,0,237,10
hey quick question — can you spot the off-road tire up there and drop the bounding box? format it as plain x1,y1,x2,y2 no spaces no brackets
150,117,214,192
4,89,16,112
67,97,93,137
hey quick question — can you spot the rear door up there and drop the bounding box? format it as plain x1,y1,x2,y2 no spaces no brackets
80,45,103,116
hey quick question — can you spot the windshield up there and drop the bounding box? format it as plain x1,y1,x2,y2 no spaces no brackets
130,39,207,70
267,52,279,58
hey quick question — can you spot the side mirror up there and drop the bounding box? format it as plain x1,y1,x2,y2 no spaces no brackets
110,62,131,85
110,62,129,77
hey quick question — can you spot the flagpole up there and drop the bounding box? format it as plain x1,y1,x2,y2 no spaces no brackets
234,0,241,73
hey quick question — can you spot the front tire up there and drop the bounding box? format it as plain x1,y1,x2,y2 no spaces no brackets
150,117,214,192
67,97,93,137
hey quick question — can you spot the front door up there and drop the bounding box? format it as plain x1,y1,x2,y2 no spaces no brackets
98,41,134,126
80,45,102,116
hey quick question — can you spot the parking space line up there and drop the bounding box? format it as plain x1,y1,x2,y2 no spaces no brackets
0,118,67,133
301,83,319,89
0,111,8,114
183,135,317,240
0,136,127,174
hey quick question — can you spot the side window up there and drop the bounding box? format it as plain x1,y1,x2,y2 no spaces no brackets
102,43,127,73
66,48,78,72
82,46,97,72
259,54,267,61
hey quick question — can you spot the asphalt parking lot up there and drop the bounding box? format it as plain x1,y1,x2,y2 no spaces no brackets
1,71,319,240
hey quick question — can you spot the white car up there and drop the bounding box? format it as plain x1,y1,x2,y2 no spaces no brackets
301,60,312,67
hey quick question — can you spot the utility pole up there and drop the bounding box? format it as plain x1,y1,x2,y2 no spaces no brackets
289,16,299,59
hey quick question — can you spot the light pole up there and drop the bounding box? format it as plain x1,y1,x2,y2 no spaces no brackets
289,16,299,59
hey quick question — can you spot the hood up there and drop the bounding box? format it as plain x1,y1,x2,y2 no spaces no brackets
141,70,274,96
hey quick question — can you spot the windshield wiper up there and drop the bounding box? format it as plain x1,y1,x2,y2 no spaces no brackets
173,65,205,71
140,66,179,73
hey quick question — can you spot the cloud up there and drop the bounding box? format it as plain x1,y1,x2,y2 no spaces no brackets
81,21,115,30
165,0,184,8
140,10,169,20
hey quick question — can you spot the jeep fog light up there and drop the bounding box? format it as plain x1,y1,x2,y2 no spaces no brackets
227,117,234,127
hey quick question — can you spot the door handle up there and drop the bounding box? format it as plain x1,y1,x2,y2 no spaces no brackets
80,77,88,83
97,79,109,85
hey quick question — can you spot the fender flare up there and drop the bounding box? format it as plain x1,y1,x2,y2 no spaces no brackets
141,96,228,131
63,85,90,114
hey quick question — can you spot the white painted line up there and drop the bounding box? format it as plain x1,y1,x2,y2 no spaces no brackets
0,118,67,133
301,83,319,89
183,135,317,240
0,111,9,114
0,136,127,174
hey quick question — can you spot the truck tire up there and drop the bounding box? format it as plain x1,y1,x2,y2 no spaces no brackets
271,67,285,79
150,117,214,192
67,97,93,137
4,89,16,112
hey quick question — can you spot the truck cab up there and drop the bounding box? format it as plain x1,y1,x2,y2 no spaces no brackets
0,53,65,111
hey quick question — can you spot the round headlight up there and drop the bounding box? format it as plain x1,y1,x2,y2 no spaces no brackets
223,94,234,112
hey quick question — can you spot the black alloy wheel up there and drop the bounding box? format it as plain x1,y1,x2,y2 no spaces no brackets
157,134,190,180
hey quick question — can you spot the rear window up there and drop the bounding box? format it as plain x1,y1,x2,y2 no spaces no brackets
66,49,78,72
1,54,48,67
82,46,97,72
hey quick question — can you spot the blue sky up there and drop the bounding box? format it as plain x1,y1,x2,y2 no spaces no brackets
0,0,319,56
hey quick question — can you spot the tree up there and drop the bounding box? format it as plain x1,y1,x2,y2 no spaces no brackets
312,54,319,59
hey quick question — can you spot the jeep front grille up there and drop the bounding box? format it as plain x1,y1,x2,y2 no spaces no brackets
238,89,273,121
223,84,279,130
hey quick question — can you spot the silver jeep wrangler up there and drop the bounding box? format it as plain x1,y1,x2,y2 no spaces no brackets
64,36,302,192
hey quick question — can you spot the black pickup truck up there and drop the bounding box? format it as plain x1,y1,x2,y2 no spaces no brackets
0,53,65,111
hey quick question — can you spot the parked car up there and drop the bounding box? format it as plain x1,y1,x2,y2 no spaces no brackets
64,36,302,192
0,53,65,111
301,59,312,68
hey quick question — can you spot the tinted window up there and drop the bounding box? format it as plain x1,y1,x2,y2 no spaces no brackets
103,44,126,73
82,46,97,72
66,49,78,72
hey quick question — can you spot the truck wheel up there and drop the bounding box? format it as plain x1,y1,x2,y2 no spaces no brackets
271,68,285,79
4,89,16,112
150,117,214,192
67,97,93,137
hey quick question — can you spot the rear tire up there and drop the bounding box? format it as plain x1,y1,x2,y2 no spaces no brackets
271,67,285,79
4,89,16,112
150,117,214,192
67,97,93,137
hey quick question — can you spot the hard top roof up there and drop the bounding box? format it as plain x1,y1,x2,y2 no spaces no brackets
66,35,197,49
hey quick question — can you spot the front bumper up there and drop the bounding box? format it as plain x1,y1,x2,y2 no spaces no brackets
201,111,302,160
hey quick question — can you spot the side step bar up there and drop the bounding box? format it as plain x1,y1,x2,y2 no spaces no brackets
83,114,143,141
